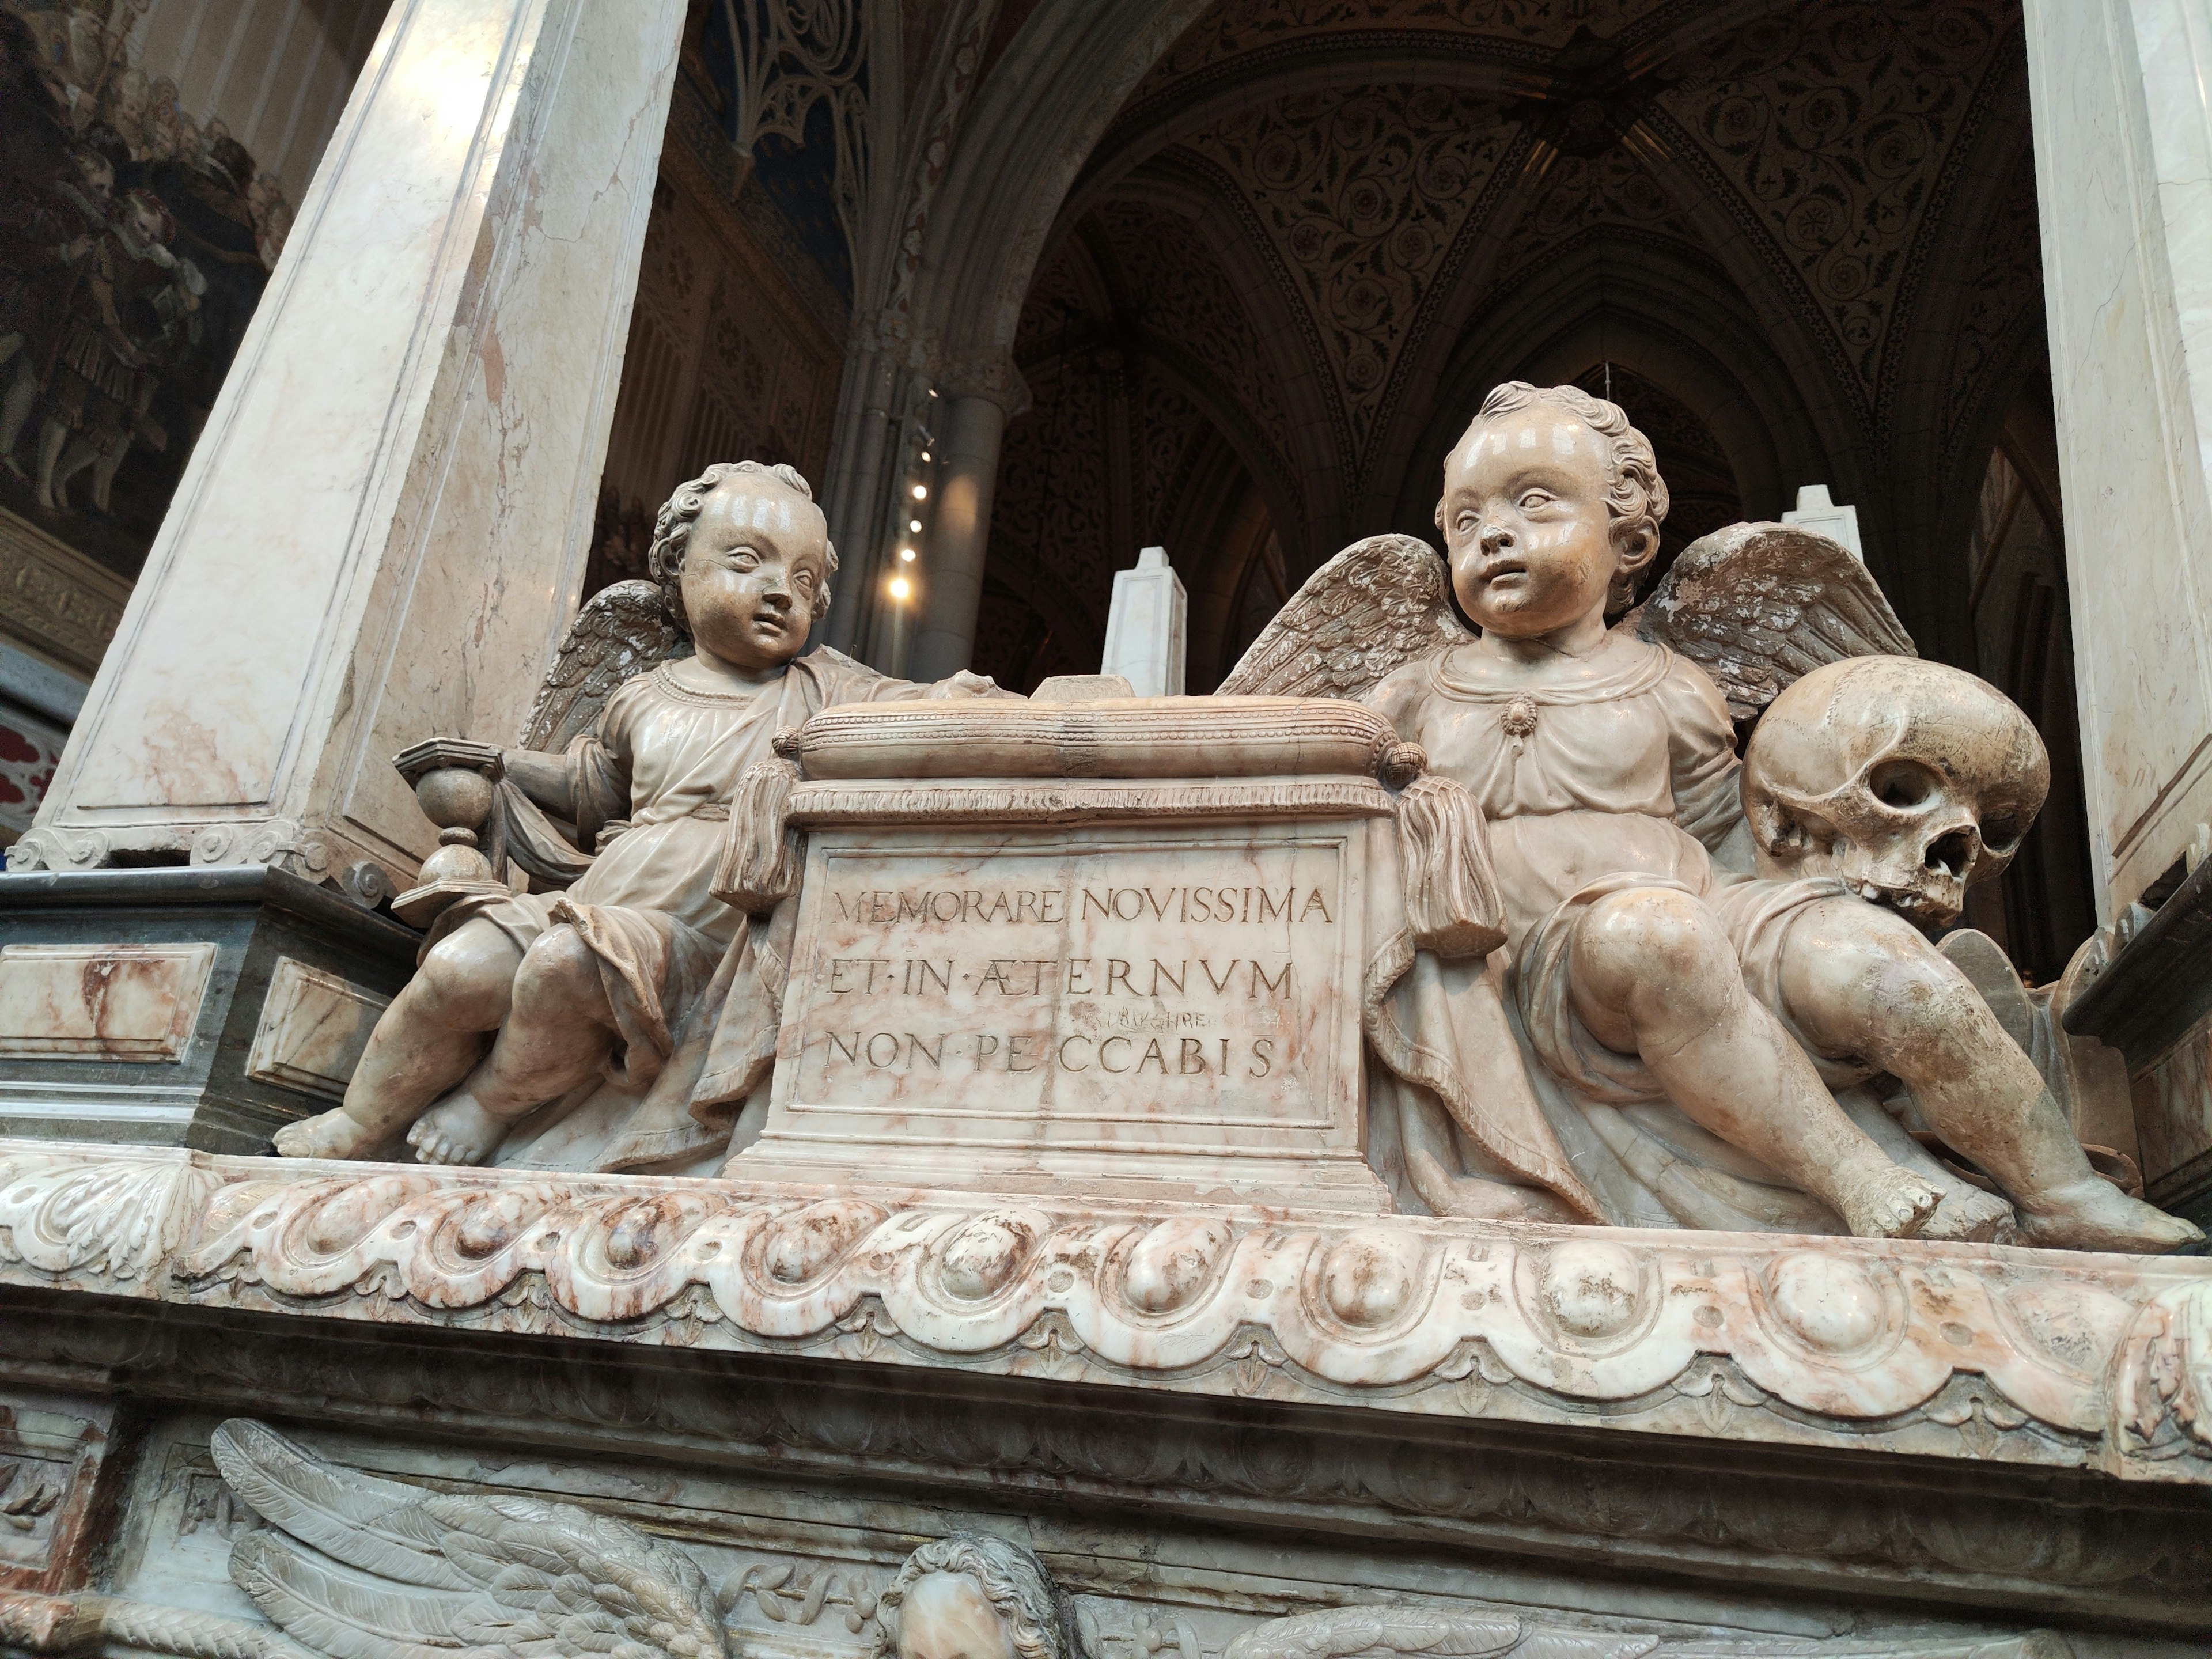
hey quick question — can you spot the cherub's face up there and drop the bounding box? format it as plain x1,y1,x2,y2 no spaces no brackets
897,1572,1012,1659
1440,405,1641,641
680,478,828,673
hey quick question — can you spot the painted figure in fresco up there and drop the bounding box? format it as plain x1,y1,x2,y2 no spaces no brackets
276,461,1011,1173
874,1535,1071,1659
35,182,200,513
1226,381,2198,1252
0,142,104,478
0,0,293,536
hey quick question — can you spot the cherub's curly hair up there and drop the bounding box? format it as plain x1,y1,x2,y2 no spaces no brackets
1441,381,1670,611
647,460,839,634
871,1535,1069,1659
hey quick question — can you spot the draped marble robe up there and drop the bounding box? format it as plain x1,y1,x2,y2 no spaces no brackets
1361,636,1961,1233
454,647,940,1175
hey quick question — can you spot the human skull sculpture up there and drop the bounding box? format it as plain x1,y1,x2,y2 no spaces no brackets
1742,656,2048,930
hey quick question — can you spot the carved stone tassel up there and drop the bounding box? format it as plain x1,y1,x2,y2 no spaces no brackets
712,752,802,912
1395,772,1507,960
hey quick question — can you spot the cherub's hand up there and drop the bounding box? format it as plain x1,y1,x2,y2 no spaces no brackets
927,668,1019,700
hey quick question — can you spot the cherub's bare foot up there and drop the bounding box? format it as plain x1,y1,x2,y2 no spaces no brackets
406,1093,509,1167
274,1108,387,1160
1918,1185,2016,1244
1831,1162,1941,1240
2013,1179,2203,1255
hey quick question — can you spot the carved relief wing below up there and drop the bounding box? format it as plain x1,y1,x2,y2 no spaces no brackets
518,580,692,753
1635,523,1915,724
210,1418,729,1659
1217,535,1468,701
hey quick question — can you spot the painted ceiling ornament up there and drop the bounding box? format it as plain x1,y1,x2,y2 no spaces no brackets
727,0,874,258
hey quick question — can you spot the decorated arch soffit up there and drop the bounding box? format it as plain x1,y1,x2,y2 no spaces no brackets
1010,0,2040,616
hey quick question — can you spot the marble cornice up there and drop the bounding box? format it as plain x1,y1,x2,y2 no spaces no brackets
3,1139,2211,1488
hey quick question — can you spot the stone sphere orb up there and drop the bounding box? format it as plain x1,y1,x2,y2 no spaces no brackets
414,766,496,830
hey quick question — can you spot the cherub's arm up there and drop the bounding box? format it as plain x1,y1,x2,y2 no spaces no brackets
1665,664,1754,872
1362,660,1429,739
502,692,633,850
501,748,580,817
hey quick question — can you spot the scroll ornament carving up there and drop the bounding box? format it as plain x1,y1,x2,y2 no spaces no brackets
5,815,391,904
5,1145,2212,1483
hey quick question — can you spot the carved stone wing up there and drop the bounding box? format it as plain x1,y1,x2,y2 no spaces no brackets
1636,522,1915,724
518,579,691,753
211,1418,728,1659
1217,534,1468,701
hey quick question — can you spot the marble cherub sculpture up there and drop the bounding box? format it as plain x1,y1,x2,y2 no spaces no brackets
277,460,1007,1174
1224,380,2195,1252
874,1534,1071,1659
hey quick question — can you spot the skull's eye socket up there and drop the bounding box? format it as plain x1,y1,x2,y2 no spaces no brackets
1869,759,1941,810
1925,829,1976,878
1980,815,2025,855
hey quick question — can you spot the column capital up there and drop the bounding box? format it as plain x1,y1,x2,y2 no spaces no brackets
934,346,1033,419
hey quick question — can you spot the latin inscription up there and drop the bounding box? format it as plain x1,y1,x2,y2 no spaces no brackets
785,844,1347,1126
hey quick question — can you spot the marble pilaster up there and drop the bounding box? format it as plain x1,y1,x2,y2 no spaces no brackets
2025,0,2212,920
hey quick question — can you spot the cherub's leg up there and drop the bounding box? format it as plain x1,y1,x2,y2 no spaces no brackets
1778,899,2200,1253
1569,888,1940,1238
408,925,618,1166
274,919,522,1159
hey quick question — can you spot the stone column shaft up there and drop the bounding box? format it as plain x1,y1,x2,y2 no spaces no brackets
910,390,1008,682
14,0,684,899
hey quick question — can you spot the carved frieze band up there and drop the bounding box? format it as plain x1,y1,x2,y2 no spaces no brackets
2,1142,2211,1483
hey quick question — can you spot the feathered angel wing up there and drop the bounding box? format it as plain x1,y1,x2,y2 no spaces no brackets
212,1418,726,1659
1636,522,1915,724
1217,533,1468,700
518,579,691,753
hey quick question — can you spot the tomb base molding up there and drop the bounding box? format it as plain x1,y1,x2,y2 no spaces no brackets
0,871,416,1153
0,1138,2208,1652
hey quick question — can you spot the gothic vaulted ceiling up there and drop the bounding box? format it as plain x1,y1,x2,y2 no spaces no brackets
971,0,2045,693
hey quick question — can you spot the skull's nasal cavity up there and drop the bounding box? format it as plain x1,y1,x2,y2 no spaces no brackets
1925,829,1975,877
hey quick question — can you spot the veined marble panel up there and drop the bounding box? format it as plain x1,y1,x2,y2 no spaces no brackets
0,946,214,1063
244,958,389,1102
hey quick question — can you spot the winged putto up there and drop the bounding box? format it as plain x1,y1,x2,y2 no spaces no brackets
1224,380,2195,1252
274,461,1010,1177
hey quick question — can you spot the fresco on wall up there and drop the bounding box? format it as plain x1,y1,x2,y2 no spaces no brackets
2,2,286,577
